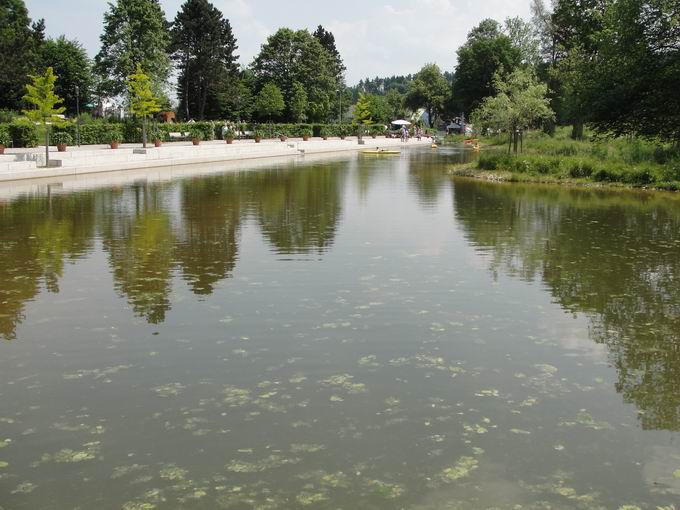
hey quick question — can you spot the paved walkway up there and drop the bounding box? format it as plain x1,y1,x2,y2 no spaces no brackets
0,136,432,183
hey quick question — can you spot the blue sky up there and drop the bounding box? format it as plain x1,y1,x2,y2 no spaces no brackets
25,0,532,84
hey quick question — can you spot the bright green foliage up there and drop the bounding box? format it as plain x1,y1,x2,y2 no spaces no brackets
472,68,554,153
127,64,161,147
41,36,93,116
22,67,65,122
452,19,522,115
172,0,239,120
405,63,450,127
252,28,340,122
95,0,171,98
255,83,285,121
0,0,44,110
22,67,66,165
353,93,373,125
289,82,308,123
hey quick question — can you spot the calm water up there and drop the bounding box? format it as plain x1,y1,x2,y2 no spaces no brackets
1,148,680,509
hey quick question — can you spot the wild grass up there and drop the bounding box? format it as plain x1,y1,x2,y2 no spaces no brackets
469,128,680,190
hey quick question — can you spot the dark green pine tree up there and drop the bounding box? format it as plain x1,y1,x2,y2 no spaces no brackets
172,0,239,120
313,25,346,83
0,0,44,110
94,0,171,98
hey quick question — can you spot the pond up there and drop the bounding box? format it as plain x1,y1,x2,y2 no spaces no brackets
1,147,679,509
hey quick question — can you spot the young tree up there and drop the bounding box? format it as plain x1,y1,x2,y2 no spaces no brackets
353,93,373,125
452,19,522,115
172,0,239,120
472,68,554,153
127,64,161,148
41,36,93,116
405,64,450,128
23,67,65,167
95,0,171,98
255,82,285,122
0,0,44,109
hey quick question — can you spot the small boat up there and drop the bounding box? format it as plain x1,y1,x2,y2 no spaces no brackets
431,144,438,149
361,149,400,155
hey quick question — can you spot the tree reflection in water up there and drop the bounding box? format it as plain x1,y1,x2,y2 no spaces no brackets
453,179,680,431
0,163,345,338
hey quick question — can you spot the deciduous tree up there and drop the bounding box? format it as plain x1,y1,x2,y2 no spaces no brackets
23,67,66,167
95,0,171,98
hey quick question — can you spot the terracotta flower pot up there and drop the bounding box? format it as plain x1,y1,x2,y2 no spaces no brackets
110,141,120,150
340,135,346,140
0,145,5,155
255,137,262,143
225,138,234,144
192,138,200,146
154,139,162,148
302,136,309,141
57,144,67,152
279,136,287,142
322,136,328,141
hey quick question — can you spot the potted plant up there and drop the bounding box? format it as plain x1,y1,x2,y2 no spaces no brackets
253,128,265,143
301,127,312,141
149,128,164,147
52,132,73,152
0,131,10,154
339,125,348,140
319,126,329,140
189,126,203,146
224,127,236,144
370,129,378,139
108,130,122,149
278,130,287,142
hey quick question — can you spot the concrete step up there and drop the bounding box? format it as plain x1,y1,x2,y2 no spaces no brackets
0,160,38,172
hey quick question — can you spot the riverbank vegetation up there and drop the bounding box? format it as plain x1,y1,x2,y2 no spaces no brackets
452,128,680,190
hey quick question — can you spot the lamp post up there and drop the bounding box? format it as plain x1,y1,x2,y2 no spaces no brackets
75,85,81,146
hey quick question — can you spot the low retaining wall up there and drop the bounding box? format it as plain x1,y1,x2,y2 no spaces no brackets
0,137,432,183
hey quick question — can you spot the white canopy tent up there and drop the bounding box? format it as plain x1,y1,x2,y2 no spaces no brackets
391,119,412,126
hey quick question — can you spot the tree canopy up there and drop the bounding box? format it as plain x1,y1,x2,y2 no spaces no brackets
0,0,44,110
405,64,450,127
452,19,522,116
95,0,171,98
251,28,340,123
171,0,239,120
41,36,93,116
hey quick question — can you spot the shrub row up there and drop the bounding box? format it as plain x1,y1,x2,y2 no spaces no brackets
1,118,393,147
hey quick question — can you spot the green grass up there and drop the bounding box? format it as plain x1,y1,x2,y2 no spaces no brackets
464,128,680,191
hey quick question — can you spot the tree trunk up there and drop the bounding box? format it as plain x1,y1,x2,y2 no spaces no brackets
520,130,524,153
513,129,519,154
142,117,147,148
508,130,513,154
184,58,191,120
44,124,49,167
571,119,584,140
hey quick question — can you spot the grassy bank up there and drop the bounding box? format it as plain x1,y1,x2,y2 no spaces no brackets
452,128,680,191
